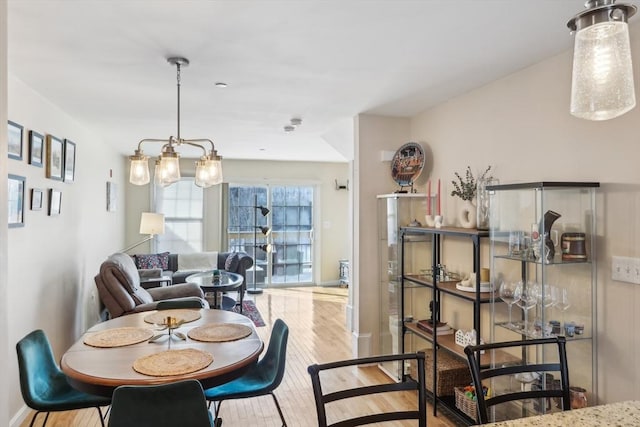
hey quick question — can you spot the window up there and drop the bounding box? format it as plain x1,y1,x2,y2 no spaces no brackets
227,184,314,287
155,178,204,253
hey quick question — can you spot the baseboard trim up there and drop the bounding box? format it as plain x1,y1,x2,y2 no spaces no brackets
10,404,29,427
351,331,371,358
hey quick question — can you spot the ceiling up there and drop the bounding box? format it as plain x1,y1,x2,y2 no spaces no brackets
8,1,590,162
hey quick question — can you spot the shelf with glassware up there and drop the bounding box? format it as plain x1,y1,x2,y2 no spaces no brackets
399,225,519,425
377,193,428,382
488,181,599,421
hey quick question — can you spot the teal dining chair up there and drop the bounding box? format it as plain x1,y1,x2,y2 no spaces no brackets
204,318,289,427
16,329,111,427
108,379,213,427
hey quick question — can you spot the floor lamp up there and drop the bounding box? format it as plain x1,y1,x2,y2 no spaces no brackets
247,195,271,295
120,212,165,253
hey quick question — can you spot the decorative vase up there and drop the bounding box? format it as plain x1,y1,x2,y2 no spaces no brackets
458,200,477,228
476,178,498,230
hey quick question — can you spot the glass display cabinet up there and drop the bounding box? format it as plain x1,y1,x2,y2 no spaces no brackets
377,193,426,380
487,182,599,422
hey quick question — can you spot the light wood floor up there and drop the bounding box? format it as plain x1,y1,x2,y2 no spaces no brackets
20,287,456,427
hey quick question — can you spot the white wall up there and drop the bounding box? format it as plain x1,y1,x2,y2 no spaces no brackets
0,2,9,425
356,29,640,403
125,158,350,284
7,76,124,422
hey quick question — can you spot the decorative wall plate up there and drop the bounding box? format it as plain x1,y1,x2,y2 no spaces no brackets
391,142,425,189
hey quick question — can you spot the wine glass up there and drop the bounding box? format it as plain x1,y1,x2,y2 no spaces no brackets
515,281,537,335
499,281,520,328
555,287,571,326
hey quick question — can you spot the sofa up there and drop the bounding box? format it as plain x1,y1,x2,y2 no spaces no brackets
95,253,209,319
132,251,253,285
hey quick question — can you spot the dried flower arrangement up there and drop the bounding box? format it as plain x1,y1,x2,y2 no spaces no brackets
450,166,492,201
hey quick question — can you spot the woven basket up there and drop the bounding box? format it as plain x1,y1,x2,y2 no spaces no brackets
454,387,478,421
409,350,472,396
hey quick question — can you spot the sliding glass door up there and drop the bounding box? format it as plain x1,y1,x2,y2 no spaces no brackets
227,184,314,288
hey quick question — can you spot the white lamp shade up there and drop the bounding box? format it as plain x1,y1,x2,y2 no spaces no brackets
140,212,165,235
571,21,636,120
195,160,213,188
158,156,181,185
208,159,223,185
129,158,150,185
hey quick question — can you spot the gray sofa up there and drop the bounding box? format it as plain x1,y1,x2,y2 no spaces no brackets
133,251,253,285
95,253,209,319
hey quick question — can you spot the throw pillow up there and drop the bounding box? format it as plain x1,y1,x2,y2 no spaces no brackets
134,252,170,270
224,252,240,272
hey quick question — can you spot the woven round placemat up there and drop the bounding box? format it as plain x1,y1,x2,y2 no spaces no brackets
84,327,154,348
188,323,253,342
143,309,202,325
133,348,214,377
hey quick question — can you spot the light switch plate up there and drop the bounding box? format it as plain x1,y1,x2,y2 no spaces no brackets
612,256,640,284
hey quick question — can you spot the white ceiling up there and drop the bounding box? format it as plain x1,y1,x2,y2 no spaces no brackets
8,1,591,162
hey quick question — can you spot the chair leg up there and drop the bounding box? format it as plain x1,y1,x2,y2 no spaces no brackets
29,411,45,427
214,400,224,420
95,406,105,427
270,392,287,427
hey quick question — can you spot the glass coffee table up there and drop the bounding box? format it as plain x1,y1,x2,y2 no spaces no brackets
186,271,244,312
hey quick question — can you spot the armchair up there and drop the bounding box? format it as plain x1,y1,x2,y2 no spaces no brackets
95,253,208,318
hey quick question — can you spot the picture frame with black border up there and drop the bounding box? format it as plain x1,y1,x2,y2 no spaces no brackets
31,188,43,211
8,174,25,227
46,135,64,181
8,120,23,161
29,130,44,167
63,139,76,182
49,189,62,216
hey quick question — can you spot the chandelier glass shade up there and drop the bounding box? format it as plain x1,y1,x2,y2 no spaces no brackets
568,0,637,120
129,57,223,188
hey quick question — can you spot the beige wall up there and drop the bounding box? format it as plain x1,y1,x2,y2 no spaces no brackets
7,76,124,423
356,30,640,403
125,158,350,285
353,114,411,356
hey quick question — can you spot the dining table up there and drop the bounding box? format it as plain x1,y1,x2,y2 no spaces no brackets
61,308,264,397
480,400,640,426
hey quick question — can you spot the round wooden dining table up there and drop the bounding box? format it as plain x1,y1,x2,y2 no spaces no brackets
61,309,264,397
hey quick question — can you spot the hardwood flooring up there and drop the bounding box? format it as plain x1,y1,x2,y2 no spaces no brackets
19,287,456,427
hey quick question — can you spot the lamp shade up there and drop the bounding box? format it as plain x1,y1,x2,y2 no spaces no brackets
130,157,150,185
571,20,636,120
140,212,165,235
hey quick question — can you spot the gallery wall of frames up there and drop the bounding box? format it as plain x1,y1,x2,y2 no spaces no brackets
7,119,76,227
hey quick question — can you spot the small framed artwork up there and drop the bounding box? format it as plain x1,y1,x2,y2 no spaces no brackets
46,135,64,181
8,120,23,161
8,174,25,227
31,188,43,211
29,131,44,167
107,181,117,212
63,139,76,182
49,189,62,216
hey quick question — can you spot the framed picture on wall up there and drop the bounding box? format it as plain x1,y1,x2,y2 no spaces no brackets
63,139,76,182
31,188,43,211
29,130,44,167
46,135,64,181
49,189,62,216
8,174,25,227
8,121,23,161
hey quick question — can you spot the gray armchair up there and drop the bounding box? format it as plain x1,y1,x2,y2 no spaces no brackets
95,253,208,318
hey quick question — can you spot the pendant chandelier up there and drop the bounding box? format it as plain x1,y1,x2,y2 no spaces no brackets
129,57,223,188
567,0,637,121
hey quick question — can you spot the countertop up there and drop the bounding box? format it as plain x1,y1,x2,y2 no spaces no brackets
481,401,640,426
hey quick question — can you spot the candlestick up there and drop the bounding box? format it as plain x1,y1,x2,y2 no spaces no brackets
427,180,431,215
437,179,441,216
